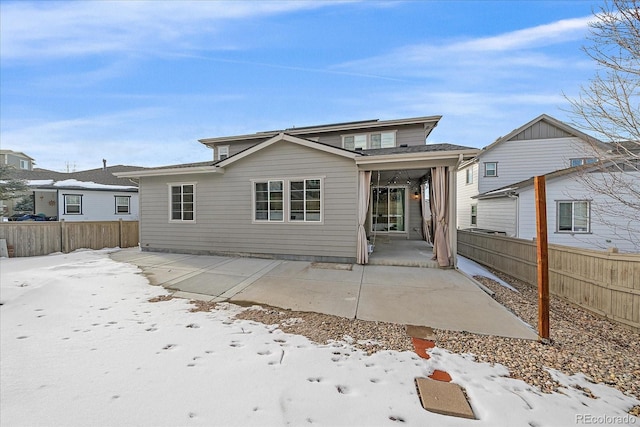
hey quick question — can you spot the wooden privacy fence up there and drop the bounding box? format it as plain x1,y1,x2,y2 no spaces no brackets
457,230,640,332
0,220,139,257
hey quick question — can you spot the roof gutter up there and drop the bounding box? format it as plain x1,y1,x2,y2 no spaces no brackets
114,166,222,178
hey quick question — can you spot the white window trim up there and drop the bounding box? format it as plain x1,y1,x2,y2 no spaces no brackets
115,195,131,215
556,200,591,233
64,194,82,215
341,130,397,150
471,204,478,226
19,159,29,170
168,182,197,223
251,177,324,224
466,168,473,184
218,145,230,161
289,178,323,223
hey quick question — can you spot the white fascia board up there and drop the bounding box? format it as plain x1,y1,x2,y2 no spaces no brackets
355,149,479,166
114,166,222,178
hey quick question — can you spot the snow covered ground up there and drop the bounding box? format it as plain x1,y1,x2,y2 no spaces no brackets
1,250,638,427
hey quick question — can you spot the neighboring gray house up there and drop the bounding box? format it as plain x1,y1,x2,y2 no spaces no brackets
117,116,480,266
1,150,35,171
474,161,640,253
7,163,140,221
456,114,610,235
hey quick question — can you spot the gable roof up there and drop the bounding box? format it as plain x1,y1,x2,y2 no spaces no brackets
216,133,362,168
198,115,441,146
472,159,638,199
477,114,606,159
0,150,35,161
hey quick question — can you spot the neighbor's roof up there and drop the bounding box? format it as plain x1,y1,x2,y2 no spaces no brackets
13,165,141,190
472,160,630,199
0,150,35,161
198,115,442,145
477,114,607,158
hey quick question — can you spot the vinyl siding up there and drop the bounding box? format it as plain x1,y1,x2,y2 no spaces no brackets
517,172,639,253
476,197,517,236
478,136,600,194
210,124,428,158
139,140,359,261
456,163,478,229
57,190,139,221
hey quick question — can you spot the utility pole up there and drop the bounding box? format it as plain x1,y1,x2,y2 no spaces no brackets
534,176,550,342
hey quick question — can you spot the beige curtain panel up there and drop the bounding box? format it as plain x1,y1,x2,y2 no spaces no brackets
430,166,451,267
356,170,372,264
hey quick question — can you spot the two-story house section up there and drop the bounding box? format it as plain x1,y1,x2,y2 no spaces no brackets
1,150,35,171
456,114,609,235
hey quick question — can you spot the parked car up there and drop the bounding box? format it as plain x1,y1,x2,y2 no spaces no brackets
14,213,56,221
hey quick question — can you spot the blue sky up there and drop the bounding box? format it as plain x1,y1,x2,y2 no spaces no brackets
1,1,600,172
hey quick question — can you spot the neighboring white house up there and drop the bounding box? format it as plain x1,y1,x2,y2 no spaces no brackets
474,162,640,253
6,164,141,221
457,114,609,233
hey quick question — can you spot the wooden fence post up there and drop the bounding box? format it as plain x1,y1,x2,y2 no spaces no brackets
534,176,550,342
60,219,67,253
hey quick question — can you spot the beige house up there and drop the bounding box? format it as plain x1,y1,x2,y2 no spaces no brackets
117,116,479,266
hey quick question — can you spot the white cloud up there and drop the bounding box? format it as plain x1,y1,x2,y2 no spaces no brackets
0,1,344,61
334,16,591,79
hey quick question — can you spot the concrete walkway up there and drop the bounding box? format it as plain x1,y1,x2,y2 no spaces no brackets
110,248,537,340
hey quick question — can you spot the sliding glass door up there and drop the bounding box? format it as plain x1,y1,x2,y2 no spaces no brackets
371,187,406,233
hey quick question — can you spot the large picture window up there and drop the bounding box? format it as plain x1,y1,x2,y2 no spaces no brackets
115,196,131,214
290,179,321,222
170,184,195,221
64,194,82,214
557,201,590,233
254,180,284,221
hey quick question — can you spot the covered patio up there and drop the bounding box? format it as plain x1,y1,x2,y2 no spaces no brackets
355,146,478,268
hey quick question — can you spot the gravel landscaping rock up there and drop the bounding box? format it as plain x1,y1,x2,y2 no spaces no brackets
163,268,640,416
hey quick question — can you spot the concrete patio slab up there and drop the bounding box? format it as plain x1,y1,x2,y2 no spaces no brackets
140,266,196,286
230,276,360,318
212,258,278,276
265,260,364,283
110,248,538,340
165,271,247,295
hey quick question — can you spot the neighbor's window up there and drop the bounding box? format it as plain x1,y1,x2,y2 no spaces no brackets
254,180,284,221
343,132,395,150
484,162,498,177
64,194,82,214
290,179,321,222
115,196,131,214
19,159,29,170
218,146,229,161
170,184,195,221
466,168,473,184
570,158,598,167
471,205,477,226
557,201,590,233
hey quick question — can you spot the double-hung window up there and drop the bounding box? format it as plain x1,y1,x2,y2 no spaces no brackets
484,162,498,177
470,205,477,226
557,201,590,233
115,196,131,214
64,194,82,214
254,180,284,221
218,146,229,161
290,179,321,222
170,184,195,221
466,168,473,184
